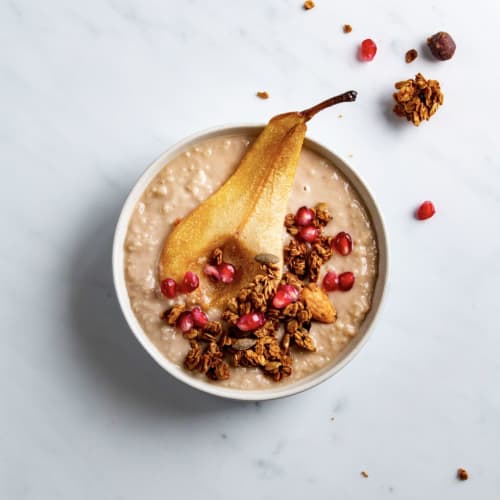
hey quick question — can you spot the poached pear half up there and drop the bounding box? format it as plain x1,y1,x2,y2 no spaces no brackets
159,91,357,305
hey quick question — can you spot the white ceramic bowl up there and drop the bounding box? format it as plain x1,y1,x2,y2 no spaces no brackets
112,125,389,401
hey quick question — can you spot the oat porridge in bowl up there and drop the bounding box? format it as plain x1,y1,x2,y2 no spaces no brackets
113,97,388,400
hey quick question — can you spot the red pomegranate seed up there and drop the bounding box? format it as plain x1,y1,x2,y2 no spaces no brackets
322,271,339,292
359,39,377,61
416,201,436,220
160,278,177,298
333,231,353,256
218,262,236,283
177,311,194,332
272,284,300,309
299,225,319,243
338,271,355,291
203,264,221,281
237,312,265,331
295,206,314,226
191,306,208,328
182,271,199,293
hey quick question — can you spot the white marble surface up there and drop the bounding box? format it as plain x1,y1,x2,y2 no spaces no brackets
1,0,499,498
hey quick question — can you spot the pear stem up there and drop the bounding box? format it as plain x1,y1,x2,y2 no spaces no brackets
300,90,358,121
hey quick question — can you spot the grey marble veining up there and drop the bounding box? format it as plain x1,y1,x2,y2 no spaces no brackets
1,0,499,499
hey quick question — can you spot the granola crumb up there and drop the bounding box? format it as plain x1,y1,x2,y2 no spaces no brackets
303,0,315,10
361,471,369,478
256,91,269,100
393,73,444,126
457,468,469,481
405,49,418,64
343,24,352,33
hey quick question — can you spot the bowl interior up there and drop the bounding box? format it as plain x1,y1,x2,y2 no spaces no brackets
112,125,388,401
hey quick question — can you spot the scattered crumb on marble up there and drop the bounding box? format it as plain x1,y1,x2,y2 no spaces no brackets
330,416,335,421
405,48,418,63
303,0,315,10
338,114,343,119
457,468,469,481
343,24,352,34
348,153,353,158
256,91,269,99
361,471,369,478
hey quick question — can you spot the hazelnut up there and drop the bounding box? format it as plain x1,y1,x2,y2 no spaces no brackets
427,31,456,61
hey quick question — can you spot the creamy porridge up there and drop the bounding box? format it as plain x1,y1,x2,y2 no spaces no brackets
124,134,377,389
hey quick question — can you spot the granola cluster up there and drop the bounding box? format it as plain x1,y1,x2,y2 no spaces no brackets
284,203,333,281
162,203,340,383
393,73,444,126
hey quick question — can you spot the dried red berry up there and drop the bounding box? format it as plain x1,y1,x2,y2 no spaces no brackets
359,39,377,61
272,284,299,309
299,225,319,243
427,31,456,61
182,271,199,293
333,232,353,256
322,271,339,292
218,262,236,283
295,206,314,226
191,306,208,328
416,201,436,220
177,311,194,332
160,278,177,298
338,272,355,291
236,312,265,331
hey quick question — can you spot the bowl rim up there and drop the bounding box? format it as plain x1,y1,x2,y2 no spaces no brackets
112,124,389,401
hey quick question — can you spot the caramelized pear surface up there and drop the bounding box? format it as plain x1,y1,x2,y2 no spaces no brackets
159,92,357,305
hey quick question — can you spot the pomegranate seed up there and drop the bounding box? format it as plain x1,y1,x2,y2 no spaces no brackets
359,39,377,61
203,264,221,281
295,206,314,226
272,284,300,309
160,278,177,298
218,262,236,283
333,231,353,256
182,271,199,293
191,306,208,328
416,201,436,220
299,225,319,243
322,271,339,292
177,311,194,332
237,312,265,331
338,272,355,291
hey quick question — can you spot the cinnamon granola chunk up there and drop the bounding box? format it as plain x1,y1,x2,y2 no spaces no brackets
284,239,308,278
162,304,185,325
209,247,223,265
393,73,444,126
184,340,202,370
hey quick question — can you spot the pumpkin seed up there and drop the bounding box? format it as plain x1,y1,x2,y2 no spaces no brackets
254,253,279,265
231,338,257,351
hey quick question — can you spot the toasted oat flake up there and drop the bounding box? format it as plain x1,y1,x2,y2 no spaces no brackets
361,471,369,478
457,468,469,481
303,0,315,9
256,91,269,100
343,24,352,33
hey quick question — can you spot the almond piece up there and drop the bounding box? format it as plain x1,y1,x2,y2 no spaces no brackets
301,283,336,323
